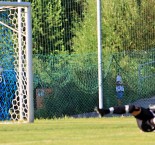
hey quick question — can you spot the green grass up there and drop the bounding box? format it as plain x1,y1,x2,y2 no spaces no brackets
0,117,155,145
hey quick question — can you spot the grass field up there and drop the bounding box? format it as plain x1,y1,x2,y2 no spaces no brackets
0,117,155,145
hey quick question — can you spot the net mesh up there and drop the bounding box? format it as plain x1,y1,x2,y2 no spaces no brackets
2,0,155,118
0,5,29,121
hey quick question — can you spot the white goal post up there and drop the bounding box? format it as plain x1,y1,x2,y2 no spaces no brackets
0,2,33,123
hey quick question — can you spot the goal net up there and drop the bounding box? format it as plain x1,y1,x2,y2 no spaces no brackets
0,2,33,123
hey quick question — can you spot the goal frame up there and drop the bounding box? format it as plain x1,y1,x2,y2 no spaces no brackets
0,1,33,123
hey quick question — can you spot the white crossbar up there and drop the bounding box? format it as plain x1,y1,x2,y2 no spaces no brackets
0,2,31,7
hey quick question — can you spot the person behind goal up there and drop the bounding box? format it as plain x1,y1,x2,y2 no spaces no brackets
95,104,155,132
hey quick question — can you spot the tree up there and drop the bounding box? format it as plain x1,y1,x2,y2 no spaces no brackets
26,0,86,55
28,0,64,54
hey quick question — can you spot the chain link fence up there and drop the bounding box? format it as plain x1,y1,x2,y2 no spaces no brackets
104,49,155,108
33,49,155,118
33,53,98,118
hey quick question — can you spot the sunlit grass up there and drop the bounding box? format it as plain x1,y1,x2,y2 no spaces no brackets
0,117,154,145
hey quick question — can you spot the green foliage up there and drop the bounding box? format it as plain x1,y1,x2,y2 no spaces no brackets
30,0,64,54
72,0,97,53
103,0,135,52
33,54,71,88
131,0,155,50
100,0,155,106
25,0,87,54
17,0,155,114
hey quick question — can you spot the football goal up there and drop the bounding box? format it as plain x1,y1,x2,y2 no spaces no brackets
0,1,33,123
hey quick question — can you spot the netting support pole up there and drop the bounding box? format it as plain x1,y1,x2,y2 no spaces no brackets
97,0,103,109
26,4,34,123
